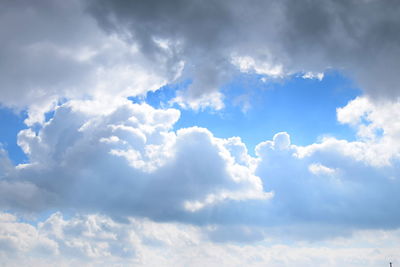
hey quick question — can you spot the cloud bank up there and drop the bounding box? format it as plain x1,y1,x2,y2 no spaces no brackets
0,211,398,267
1,97,400,236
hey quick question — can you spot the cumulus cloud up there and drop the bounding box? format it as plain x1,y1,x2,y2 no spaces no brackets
0,99,267,220
1,96,400,239
255,132,400,231
186,109,400,238
246,97,400,232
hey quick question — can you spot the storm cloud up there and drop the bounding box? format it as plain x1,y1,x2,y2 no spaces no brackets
86,0,400,100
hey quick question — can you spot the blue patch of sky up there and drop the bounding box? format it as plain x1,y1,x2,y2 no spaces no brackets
141,71,361,155
44,109,56,122
0,107,28,164
130,79,191,107
0,72,361,165
0,98,66,165
6,208,75,226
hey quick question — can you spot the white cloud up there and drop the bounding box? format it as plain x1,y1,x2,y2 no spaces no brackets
1,89,400,266
255,132,292,157
0,0,174,123
308,163,336,176
335,96,400,165
231,55,284,78
171,91,225,111
302,72,324,81
1,96,400,240
0,212,58,259
252,99,400,231
1,0,400,265
1,99,267,219
0,211,399,267
2,96,400,235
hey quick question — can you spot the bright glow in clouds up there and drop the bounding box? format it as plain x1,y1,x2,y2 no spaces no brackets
1,0,400,266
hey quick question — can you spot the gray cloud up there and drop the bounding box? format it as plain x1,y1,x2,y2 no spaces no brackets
1,0,399,113
87,0,400,100
0,0,174,122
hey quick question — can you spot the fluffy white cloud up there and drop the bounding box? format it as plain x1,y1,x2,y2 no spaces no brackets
255,132,400,232
2,96,400,237
1,89,400,266
336,97,400,165
187,98,400,235
0,212,58,260
0,99,267,220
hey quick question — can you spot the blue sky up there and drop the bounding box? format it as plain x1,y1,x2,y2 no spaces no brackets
0,107,27,164
1,71,359,164
171,71,360,152
1,0,400,266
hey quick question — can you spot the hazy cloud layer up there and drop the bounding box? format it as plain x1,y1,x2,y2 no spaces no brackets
0,211,399,267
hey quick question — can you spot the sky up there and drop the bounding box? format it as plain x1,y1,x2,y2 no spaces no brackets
0,0,400,266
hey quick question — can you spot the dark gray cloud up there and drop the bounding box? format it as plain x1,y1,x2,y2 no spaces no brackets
1,0,399,112
87,0,400,99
